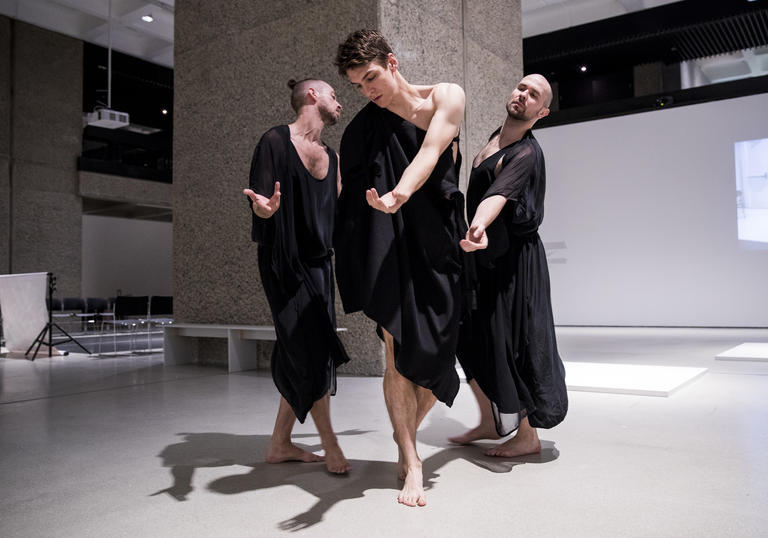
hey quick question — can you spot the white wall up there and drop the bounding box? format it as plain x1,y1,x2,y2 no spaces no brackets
81,215,172,299
535,92,768,327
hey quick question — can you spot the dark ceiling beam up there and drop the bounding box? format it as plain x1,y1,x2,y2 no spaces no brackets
524,0,768,74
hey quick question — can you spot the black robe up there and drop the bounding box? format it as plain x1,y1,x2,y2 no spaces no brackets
457,129,568,435
249,125,350,423
335,103,465,406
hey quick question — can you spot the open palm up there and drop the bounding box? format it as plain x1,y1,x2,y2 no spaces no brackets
244,182,281,218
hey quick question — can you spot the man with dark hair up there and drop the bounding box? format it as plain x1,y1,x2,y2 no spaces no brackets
450,74,568,457
243,78,351,474
333,29,466,506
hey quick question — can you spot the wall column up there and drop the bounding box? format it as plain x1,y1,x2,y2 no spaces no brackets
8,19,83,297
173,1,521,372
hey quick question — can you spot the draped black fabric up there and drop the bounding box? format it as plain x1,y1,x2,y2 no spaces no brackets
335,103,465,406
249,125,350,423
457,130,568,435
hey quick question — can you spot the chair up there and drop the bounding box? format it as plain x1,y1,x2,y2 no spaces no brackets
62,297,85,312
148,296,173,326
98,296,149,354
85,297,113,333
86,297,109,313
138,296,173,351
51,297,81,333
63,297,97,333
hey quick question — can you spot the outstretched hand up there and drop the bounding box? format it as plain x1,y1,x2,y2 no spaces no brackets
244,182,281,218
366,188,409,214
460,223,488,252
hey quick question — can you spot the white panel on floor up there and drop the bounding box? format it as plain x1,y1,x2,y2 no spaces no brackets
715,342,768,362
564,362,707,397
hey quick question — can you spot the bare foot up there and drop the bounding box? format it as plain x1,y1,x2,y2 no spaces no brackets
265,441,324,464
393,432,406,480
398,465,426,507
485,431,541,458
448,423,500,445
323,443,350,474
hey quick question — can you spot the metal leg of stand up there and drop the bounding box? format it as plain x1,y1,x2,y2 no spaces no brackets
52,323,90,354
25,324,50,361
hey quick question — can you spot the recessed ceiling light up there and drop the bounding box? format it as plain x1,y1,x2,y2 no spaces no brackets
142,14,154,22
580,65,587,72
162,109,168,115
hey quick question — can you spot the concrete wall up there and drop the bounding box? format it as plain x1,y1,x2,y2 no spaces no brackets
173,1,522,371
5,18,83,297
79,170,172,208
1,17,10,274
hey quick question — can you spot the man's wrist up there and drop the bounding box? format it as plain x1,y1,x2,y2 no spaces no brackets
392,186,412,201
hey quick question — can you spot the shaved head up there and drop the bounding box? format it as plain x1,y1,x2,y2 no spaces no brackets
523,74,552,108
506,74,553,123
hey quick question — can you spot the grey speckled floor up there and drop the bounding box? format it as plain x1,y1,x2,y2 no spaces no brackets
1,327,767,537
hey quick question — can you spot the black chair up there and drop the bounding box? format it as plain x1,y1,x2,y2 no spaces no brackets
46,297,76,330
62,297,85,312
86,297,109,313
149,296,173,323
98,296,149,354
139,296,174,351
63,297,97,333
85,297,112,333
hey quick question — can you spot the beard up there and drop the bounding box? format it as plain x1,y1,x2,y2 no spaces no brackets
507,100,535,121
319,104,339,126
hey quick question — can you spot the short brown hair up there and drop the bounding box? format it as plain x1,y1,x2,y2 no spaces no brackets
334,29,392,77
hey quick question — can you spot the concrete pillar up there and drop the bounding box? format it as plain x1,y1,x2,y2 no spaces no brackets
8,20,83,297
173,1,522,372
1,17,10,274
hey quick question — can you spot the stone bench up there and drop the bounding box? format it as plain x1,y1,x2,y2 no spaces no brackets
163,323,346,373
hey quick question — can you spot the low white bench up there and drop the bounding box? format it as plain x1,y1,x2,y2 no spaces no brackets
163,323,346,373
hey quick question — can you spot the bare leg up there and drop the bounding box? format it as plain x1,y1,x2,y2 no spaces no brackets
394,384,436,480
382,329,428,507
309,392,350,474
485,416,541,458
448,379,500,444
265,397,324,464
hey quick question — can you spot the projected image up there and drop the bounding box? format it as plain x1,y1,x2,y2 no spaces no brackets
735,137,768,244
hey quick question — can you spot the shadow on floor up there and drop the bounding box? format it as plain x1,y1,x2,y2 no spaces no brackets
151,427,559,532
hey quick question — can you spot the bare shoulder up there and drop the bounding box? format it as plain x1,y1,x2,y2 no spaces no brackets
432,82,465,113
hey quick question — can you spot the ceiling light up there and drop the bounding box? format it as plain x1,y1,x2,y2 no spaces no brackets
142,14,154,22
580,65,587,72
162,109,168,115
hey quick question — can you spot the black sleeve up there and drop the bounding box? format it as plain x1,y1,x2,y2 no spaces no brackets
334,113,372,312
482,142,535,203
248,128,284,243
249,128,284,196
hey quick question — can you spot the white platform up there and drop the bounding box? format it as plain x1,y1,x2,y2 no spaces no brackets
564,361,708,397
715,342,768,362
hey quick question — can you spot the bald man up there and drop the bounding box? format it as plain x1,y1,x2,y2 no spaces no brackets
450,74,568,457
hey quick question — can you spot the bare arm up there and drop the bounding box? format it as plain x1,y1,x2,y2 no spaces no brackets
460,195,506,252
367,83,465,213
336,152,342,197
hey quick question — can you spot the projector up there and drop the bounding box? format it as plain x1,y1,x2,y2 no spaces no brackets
86,108,130,129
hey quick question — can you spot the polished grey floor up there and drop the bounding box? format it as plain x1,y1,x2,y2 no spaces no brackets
1,327,767,537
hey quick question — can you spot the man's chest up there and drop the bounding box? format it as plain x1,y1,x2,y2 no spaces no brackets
292,141,329,178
